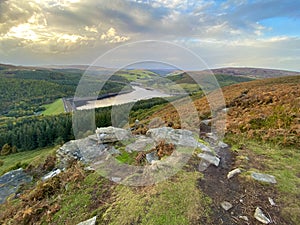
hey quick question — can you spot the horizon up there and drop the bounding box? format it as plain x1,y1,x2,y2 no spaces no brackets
0,1,300,71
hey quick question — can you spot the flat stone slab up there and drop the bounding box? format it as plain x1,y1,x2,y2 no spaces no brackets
0,168,32,204
251,172,277,184
254,207,271,224
197,153,220,167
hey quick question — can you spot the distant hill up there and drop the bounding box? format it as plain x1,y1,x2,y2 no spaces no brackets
209,67,300,79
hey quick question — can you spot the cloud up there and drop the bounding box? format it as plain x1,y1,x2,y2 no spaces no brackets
0,0,299,70
100,27,130,43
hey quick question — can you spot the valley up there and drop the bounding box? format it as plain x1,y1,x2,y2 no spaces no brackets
0,63,299,224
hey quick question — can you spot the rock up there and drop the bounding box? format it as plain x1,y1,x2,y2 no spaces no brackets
146,152,159,164
227,168,242,179
218,141,229,149
42,169,61,181
77,216,97,225
197,142,214,154
107,146,121,155
198,160,211,172
251,172,277,184
146,127,198,148
125,137,155,152
84,166,95,171
268,197,276,206
96,126,133,143
254,207,271,224
239,216,249,221
201,119,212,126
197,153,220,167
0,168,32,204
56,137,107,168
111,177,121,183
205,133,219,142
220,201,233,211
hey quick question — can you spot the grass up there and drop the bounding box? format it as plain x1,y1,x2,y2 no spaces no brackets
42,98,65,115
0,147,57,176
225,134,300,224
102,171,212,225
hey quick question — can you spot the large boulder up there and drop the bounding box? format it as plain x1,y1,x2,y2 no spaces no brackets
56,137,106,169
0,168,32,204
146,127,198,148
96,126,133,143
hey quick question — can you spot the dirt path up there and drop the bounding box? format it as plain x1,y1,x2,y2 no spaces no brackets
197,145,287,225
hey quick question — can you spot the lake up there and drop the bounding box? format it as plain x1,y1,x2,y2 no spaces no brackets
76,85,172,110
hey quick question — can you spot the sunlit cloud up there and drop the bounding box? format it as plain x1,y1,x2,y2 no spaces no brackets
0,0,299,70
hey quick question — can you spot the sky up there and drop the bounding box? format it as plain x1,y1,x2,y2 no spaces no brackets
0,0,300,71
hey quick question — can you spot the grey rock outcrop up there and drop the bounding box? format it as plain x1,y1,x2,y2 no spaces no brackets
96,126,133,143
146,127,198,148
0,168,32,204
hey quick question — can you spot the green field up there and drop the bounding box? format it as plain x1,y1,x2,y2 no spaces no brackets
42,98,65,115
0,146,56,176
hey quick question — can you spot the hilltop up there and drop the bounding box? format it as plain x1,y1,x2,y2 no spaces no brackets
0,67,299,224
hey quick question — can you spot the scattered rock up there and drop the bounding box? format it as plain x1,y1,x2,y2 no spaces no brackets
227,168,242,179
220,201,233,211
96,126,133,143
42,169,61,181
77,216,97,225
251,172,277,184
254,207,271,224
268,197,276,206
0,168,32,204
218,141,229,149
201,119,212,126
146,152,159,164
239,215,249,221
111,177,121,183
197,153,220,167
84,166,95,172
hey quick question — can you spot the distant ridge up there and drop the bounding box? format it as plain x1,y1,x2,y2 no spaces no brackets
1,63,299,78
208,67,300,79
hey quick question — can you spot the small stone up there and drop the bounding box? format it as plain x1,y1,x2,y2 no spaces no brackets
227,168,242,179
218,141,229,149
42,169,61,181
77,216,97,225
254,207,271,224
239,216,249,221
111,177,121,183
197,153,220,167
251,172,277,184
146,152,159,164
221,201,233,211
268,197,276,206
84,166,95,172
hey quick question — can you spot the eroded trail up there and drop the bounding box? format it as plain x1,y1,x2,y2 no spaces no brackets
197,142,286,225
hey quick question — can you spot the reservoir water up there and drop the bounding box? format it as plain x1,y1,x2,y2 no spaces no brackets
76,85,172,110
